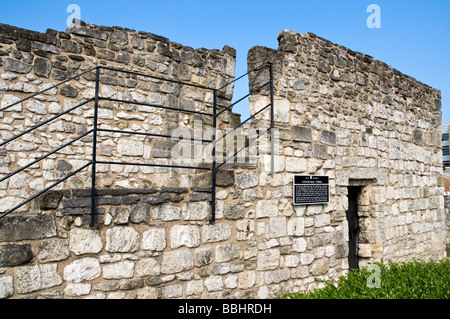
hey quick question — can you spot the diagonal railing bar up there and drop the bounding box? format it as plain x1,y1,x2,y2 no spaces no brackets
0,162,92,219
216,62,270,91
214,102,271,145
0,129,94,183
0,98,94,148
216,81,270,117
216,127,272,171
0,67,98,113
0,63,275,228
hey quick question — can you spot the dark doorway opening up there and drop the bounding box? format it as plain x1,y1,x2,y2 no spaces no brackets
346,186,362,270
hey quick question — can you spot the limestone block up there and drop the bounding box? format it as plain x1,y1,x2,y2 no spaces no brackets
215,244,240,263
194,247,213,267
117,139,144,157
182,202,209,220
269,216,287,238
257,249,280,270
65,283,91,297
69,228,103,255
153,204,181,221
201,223,232,243
26,99,47,115
102,261,134,279
105,226,140,253
264,268,290,284
161,249,193,274
315,214,331,227
237,172,258,189
63,258,101,283
287,217,305,236
1,94,22,111
300,253,315,265
186,279,204,296
37,239,70,263
0,244,33,267
204,276,223,292
256,200,278,218
18,263,62,294
285,157,307,172
136,258,160,277
0,276,14,299
237,271,256,289
0,215,57,241
170,225,201,248
3,58,32,74
142,228,166,251
292,238,307,252
162,284,183,298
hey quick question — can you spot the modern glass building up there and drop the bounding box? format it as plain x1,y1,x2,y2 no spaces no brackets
443,124,450,171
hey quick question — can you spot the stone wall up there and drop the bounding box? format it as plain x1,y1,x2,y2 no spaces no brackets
247,30,446,265
0,24,447,299
0,21,238,215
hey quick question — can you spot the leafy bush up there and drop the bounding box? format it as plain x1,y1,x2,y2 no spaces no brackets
279,259,450,299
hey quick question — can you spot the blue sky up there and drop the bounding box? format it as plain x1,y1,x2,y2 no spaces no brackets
1,0,449,124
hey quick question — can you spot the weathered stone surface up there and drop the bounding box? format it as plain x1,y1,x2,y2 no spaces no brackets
34,57,52,78
202,223,232,243
17,264,62,293
170,225,200,248
0,216,57,242
37,239,69,262
161,249,193,274
224,205,245,220
102,261,134,279
69,228,103,255
152,204,181,221
215,244,240,262
105,226,140,252
257,249,280,270
142,228,166,251
130,203,150,223
293,126,312,143
237,172,258,189
182,202,209,220
0,276,14,299
0,244,33,266
60,85,78,98
63,258,101,283
3,58,32,73
255,200,278,218
136,258,160,277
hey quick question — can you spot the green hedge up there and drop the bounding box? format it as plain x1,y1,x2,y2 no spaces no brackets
279,259,449,299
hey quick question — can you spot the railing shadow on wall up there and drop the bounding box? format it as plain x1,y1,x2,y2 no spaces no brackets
0,63,274,227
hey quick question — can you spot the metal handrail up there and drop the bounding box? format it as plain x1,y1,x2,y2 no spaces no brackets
0,63,275,226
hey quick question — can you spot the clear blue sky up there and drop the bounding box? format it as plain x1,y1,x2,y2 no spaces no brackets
1,0,449,124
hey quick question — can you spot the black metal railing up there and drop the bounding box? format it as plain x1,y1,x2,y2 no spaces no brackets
0,62,274,227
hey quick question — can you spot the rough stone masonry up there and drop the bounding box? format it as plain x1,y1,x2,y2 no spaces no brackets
0,21,446,299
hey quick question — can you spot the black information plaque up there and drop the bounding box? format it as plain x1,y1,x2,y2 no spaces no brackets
293,175,329,205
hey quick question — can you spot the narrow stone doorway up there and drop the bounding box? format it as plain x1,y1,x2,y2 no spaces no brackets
346,186,362,269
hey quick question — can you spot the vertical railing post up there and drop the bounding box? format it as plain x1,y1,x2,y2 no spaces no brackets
90,67,100,228
211,89,217,224
269,62,275,175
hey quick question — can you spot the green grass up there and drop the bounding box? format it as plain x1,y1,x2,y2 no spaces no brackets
279,259,450,299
